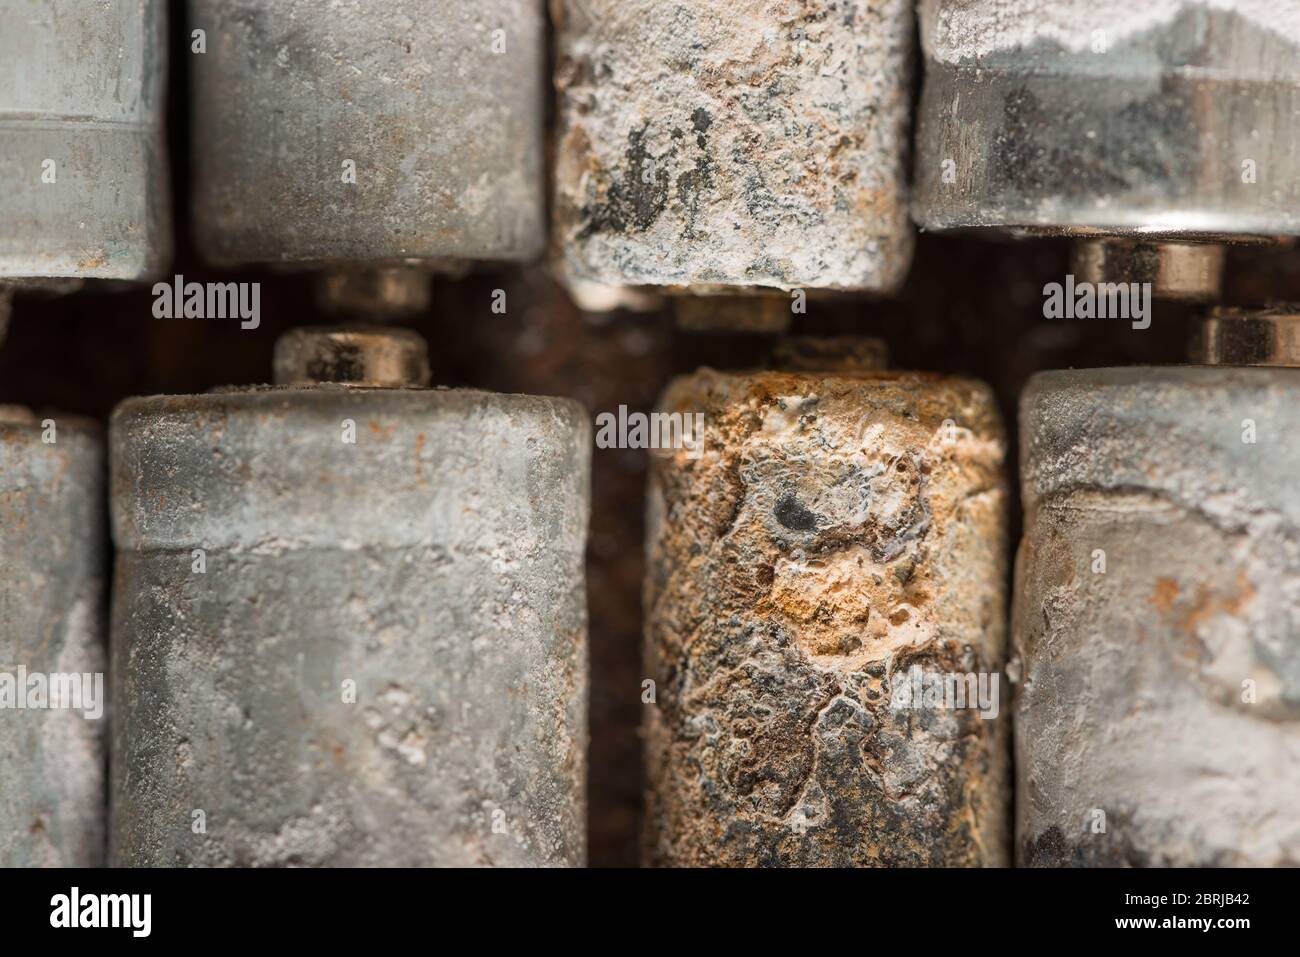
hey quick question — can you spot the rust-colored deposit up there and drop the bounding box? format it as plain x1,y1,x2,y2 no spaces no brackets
644,367,1010,866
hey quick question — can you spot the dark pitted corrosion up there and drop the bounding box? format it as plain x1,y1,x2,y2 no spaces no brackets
644,366,1009,866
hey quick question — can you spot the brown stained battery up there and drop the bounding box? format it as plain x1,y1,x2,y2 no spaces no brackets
644,366,1010,866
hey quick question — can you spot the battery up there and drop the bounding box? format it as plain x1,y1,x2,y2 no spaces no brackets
643,345,1009,866
189,0,545,271
1015,324,1300,865
0,0,170,280
913,0,1300,299
553,0,915,299
0,407,107,867
108,328,590,866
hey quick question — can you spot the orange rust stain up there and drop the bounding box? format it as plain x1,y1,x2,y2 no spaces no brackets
1182,571,1257,635
1151,577,1179,614
1151,571,1257,641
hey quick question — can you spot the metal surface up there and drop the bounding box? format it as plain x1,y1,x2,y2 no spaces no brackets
0,0,170,280
109,333,591,866
0,407,107,867
553,0,915,297
915,0,1300,235
1015,367,1300,866
1194,304,1300,368
913,0,1300,295
273,326,433,388
644,356,1009,866
1071,240,1226,303
190,0,545,270
313,268,434,321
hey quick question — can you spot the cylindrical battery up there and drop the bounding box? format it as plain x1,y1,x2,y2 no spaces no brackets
189,0,545,268
1016,367,1300,866
0,407,107,867
0,0,170,280
109,330,590,867
553,0,915,296
912,1,1300,300
913,0,1300,238
643,359,1009,866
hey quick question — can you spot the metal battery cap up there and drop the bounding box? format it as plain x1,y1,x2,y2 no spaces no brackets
272,326,432,388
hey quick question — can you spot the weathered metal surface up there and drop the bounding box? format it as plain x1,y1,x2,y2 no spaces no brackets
190,0,545,268
0,0,170,280
644,364,1009,866
1016,367,1300,866
914,0,1300,238
553,0,915,295
1071,240,1226,303
1194,305,1300,368
109,373,591,866
0,407,107,867
272,326,433,388
313,267,434,321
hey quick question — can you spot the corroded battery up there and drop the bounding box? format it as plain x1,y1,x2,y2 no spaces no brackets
553,0,915,297
1016,354,1300,866
109,328,590,867
0,407,107,867
190,0,545,270
643,348,1009,866
913,0,1300,299
0,0,169,280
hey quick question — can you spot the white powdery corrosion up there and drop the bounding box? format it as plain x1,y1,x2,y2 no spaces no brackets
553,0,915,293
1015,369,1300,866
921,0,1300,63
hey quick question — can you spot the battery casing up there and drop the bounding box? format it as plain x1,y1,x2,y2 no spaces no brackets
913,0,1300,237
553,0,915,294
189,0,545,267
109,387,590,866
0,411,107,867
0,0,169,279
644,368,1009,866
1016,367,1300,866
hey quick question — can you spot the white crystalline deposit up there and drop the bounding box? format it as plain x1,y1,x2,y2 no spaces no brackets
921,0,1300,63
553,0,915,294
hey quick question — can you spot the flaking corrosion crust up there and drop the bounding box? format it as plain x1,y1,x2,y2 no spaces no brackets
644,369,1009,866
553,0,915,294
